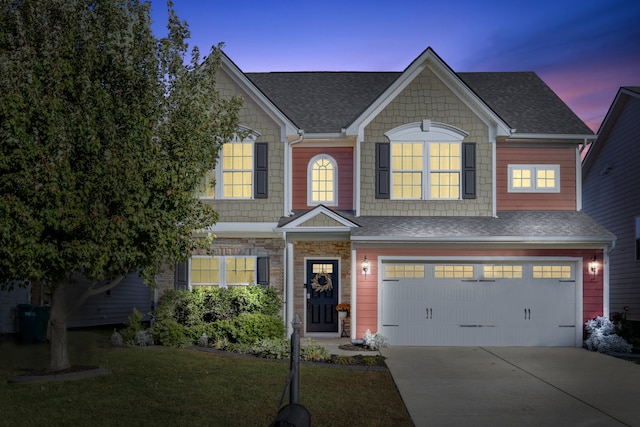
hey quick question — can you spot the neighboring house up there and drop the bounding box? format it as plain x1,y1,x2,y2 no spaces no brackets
63,274,153,328
162,47,614,347
0,276,151,333
582,87,640,322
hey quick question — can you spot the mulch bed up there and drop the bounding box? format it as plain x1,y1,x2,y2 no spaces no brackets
338,343,378,352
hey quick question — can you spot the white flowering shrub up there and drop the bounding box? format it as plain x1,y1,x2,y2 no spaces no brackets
197,332,208,347
110,330,124,347
584,316,632,353
134,330,155,346
363,329,389,350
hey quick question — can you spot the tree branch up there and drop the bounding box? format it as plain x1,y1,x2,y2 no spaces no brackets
66,274,127,319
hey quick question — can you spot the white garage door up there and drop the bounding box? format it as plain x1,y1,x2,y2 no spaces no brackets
380,261,578,346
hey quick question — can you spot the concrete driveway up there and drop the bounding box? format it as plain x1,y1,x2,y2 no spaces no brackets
380,347,640,427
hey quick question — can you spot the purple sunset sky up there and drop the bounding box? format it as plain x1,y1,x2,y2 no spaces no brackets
150,0,640,133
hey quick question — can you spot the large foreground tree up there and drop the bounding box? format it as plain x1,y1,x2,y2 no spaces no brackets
0,0,242,371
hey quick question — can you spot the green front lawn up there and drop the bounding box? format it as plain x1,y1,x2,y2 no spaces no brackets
0,331,413,426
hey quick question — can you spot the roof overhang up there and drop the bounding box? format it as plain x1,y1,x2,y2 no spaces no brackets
276,205,360,235
506,133,597,144
198,222,281,238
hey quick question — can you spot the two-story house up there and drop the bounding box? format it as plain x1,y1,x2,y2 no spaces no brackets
583,87,640,322
166,47,614,347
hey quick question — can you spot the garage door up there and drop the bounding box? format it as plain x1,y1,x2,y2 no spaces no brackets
380,261,578,346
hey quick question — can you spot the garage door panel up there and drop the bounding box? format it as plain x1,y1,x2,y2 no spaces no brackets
381,261,578,346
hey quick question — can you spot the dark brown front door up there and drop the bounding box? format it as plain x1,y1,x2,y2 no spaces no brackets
306,260,338,333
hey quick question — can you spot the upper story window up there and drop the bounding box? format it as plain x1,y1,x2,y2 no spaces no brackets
222,141,253,198
308,154,337,206
391,142,461,199
508,164,560,193
198,128,268,200
378,120,474,200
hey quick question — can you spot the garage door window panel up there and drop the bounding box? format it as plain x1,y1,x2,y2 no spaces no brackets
385,264,425,279
532,265,572,279
484,265,523,279
434,265,474,279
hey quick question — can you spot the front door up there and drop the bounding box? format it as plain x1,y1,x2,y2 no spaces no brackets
306,260,339,333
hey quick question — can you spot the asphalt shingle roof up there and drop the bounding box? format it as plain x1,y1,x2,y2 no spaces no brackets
246,71,592,135
279,210,614,243
458,72,593,135
246,72,398,133
350,211,613,242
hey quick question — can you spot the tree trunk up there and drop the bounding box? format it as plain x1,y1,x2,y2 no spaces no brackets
49,281,70,372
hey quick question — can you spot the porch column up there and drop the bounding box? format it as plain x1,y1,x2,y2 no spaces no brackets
286,240,295,336
351,245,357,341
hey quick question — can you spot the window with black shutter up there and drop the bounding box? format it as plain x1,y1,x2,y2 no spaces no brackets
376,142,390,199
254,142,268,198
462,142,476,199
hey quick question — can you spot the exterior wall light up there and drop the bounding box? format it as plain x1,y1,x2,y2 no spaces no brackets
361,255,370,277
589,254,598,276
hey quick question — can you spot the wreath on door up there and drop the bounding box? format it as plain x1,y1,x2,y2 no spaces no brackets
311,272,333,292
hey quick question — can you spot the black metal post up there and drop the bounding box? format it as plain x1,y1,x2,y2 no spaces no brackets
290,314,301,404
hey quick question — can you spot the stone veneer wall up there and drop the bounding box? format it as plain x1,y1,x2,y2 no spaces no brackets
360,66,493,217
152,237,286,295
292,240,352,336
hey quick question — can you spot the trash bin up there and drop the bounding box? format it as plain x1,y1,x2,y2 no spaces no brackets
17,304,50,343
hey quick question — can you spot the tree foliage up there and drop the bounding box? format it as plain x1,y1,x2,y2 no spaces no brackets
0,0,242,370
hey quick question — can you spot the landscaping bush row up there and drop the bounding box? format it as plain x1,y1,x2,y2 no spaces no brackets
151,286,285,348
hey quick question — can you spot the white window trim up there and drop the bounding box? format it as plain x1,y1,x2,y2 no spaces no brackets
189,255,257,288
508,164,560,193
386,120,466,201
307,154,338,206
199,128,260,200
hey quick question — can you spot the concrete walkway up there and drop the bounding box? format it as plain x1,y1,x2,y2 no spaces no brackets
380,346,640,427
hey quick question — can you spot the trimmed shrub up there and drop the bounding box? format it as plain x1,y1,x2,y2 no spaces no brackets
250,338,290,359
151,317,190,348
152,286,284,347
301,340,329,362
216,313,285,345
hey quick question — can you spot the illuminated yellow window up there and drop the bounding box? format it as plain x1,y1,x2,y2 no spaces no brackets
429,143,460,199
391,143,423,199
511,169,531,189
191,257,220,285
532,265,572,279
190,256,257,287
434,265,474,279
483,265,523,279
226,257,256,284
385,264,425,279
536,169,556,188
222,142,253,199
312,264,334,274
509,165,559,192
309,156,336,205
